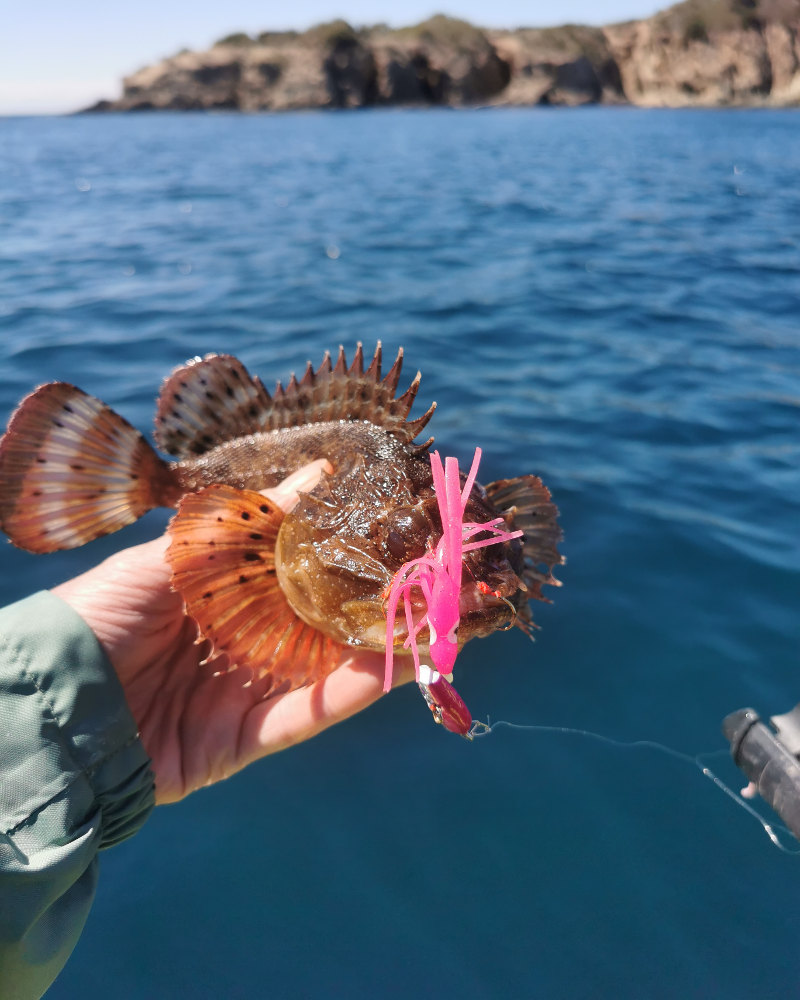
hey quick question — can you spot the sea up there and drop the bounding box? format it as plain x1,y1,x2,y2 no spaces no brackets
1,108,798,999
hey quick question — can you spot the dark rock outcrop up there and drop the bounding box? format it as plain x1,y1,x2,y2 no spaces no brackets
371,18,513,105
324,37,378,108
490,25,625,105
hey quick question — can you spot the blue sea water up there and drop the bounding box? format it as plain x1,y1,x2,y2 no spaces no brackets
1,107,799,999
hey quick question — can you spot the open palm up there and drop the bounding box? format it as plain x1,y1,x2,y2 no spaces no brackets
53,461,404,804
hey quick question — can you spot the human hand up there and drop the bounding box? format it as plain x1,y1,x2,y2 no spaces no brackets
53,460,408,804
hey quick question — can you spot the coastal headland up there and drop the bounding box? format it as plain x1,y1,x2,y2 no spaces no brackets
87,0,800,111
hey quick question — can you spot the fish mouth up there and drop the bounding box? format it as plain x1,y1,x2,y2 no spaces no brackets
342,536,526,653
457,582,519,638
358,579,519,654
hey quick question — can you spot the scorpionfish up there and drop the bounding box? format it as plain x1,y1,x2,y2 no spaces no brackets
0,344,563,695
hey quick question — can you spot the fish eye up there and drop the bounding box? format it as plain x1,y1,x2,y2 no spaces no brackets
383,506,429,562
385,528,407,560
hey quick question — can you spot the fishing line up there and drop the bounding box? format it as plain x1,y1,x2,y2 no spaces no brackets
469,718,800,855
382,445,797,854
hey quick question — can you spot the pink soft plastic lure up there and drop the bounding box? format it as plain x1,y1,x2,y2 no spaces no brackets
383,448,523,737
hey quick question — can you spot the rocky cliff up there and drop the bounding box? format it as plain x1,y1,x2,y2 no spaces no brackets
87,1,800,112
605,0,800,105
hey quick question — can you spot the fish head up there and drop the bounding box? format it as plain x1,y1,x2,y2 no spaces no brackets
274,488,440,650
274,474,526,655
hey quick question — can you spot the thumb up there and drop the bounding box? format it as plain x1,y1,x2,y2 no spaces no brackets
261,459,333,513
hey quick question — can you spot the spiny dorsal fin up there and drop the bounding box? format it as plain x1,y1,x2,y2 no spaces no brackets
154,355,272,459
167,484,342,692
484,474,564,603
154,344,436,459
268,342,435,441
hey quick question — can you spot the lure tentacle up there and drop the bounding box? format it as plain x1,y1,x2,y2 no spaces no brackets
382,448,524,726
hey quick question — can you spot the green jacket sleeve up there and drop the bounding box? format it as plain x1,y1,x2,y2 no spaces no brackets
0,591,155,1000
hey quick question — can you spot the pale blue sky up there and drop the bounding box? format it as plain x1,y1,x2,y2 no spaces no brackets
2,1,666,114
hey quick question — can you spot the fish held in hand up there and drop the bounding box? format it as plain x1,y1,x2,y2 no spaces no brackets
0,344,563,698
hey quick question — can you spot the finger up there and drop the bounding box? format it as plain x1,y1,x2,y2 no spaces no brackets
240,651,383,760
262,459,333,513
52,533,174,615
239,652,416,762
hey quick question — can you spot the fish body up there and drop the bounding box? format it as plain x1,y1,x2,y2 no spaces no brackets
0,344,563,695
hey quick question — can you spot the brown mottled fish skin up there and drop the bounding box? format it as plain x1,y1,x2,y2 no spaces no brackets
173,420,419,492
0,343,563,684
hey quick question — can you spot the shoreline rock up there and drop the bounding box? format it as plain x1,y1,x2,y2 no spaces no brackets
84,3,800,113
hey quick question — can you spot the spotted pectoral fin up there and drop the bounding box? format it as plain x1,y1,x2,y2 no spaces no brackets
167,484,342,693
484,475,564,602
0,382,176,552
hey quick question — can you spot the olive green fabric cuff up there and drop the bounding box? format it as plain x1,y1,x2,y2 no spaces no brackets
0,590,155,851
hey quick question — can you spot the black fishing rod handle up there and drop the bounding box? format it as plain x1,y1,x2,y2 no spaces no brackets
723,708,800,843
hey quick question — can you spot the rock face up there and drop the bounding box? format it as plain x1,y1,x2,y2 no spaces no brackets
604,0,800,105
100,18,518,112
489,25,625,106
87,3,800,112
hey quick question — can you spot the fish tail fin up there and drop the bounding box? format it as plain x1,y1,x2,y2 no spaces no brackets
0,382,180,552
484,474,564,631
